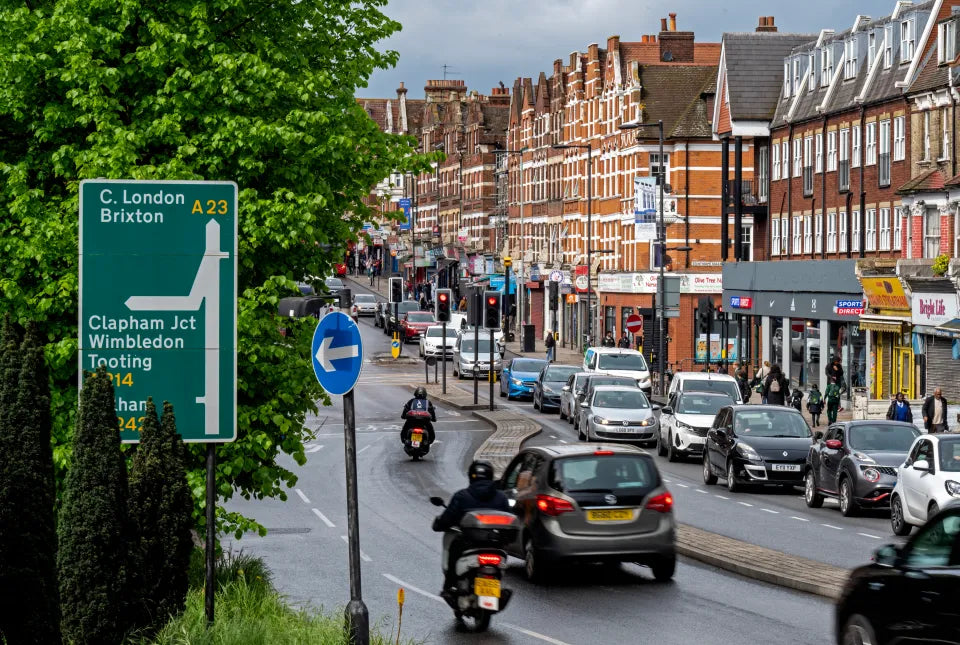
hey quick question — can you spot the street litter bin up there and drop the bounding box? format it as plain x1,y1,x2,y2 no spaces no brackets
522,324,536,352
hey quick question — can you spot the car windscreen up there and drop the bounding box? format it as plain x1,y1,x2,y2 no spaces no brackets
544,366,579,382
677,393,734,415
426,327,458,338
407,313,434,322
354,295,375,303
512,359,546,373
587,377,637,391
938,437,960,472
596,353,648,371
593,390,650,409
325,278,343,288
549,455,655,493
460,340,492,354
733,410,811,438
397,301,419,313
847,424,919,452
683,379,741,401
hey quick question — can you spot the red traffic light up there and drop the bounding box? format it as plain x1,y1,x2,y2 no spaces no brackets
439,293,448,302
487,297,497,306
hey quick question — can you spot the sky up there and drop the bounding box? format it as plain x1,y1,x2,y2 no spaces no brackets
364,0,886,98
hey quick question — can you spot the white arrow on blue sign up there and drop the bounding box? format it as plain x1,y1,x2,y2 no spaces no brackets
311,312,364,395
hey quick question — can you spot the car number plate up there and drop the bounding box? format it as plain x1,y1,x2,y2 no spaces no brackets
586,509,633,522
474,577,500,598
771,464,801,472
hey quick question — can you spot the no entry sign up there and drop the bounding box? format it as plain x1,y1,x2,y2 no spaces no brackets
625,314,644,334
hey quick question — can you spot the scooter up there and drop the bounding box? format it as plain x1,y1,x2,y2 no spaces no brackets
401,410,433,461
429,497,519,633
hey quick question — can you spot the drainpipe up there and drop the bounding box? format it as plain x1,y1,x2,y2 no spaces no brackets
859,104,866,259
787,124,794,258
845,192,854,259
822,113,828,259
685,139,691,267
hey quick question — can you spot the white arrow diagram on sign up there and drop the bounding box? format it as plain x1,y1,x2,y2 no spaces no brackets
315,335,359,372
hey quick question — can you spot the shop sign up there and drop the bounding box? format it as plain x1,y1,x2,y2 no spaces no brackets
835,299,864,316
565,294,578,304
861,277,909,311
595,272,723,294
912,292,959,327
729,296,753,309
575,265,590,292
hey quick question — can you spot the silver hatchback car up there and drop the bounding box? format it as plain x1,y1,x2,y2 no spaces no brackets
580,386,658,445
499,444,676,583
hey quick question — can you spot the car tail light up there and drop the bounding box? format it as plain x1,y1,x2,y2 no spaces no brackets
593,450,614,456
536,494,575,516
645,491,674,513
477,554,502,566
474,514,513,525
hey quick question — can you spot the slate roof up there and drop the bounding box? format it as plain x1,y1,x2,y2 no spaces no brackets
626,65,718,139
908,16,960,95
721,33,816,121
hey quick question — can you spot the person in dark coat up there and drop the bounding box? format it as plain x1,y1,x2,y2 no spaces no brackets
921,388,950,433
886,392,913,423
617,332,632,349
825,357,844,388
762,363,790,406
602,331,616,347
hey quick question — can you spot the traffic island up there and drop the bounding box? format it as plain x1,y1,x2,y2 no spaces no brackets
409,383,490,411
472,410,541,477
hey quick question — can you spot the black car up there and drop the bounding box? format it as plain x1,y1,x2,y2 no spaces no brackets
573,375,641,434
533,364,580,413
835,503,960,644
384,300,419,334
805,421,920,517
374,301,389,328
702,405,813,493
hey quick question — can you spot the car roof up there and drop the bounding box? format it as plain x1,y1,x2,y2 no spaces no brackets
590,347,643,355
524,443,648,458
838,420,918,428
731,404,802,415
674,372,737,382
678,390,734,398
591,385,644,393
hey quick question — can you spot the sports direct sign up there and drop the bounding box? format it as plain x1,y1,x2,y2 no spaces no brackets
834,299,864,316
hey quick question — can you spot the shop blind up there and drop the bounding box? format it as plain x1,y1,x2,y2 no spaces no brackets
925,336,960,402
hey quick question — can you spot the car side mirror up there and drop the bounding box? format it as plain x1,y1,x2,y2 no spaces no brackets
562,385,571,392
913,459,931,473
429,496,446,507
825,439,842,450
715,428,727,440
872,544,900,567
580,401,590,408
661,406,673,415
813,430,824,441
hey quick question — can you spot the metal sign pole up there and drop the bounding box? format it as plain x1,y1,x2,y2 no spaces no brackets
205,443,216,624
489,329,495,411
473,318,479,404
442,321,447,394
343,390,369,645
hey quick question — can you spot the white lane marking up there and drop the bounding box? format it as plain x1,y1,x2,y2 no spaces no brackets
559,439,568,444
501,623,576,645
295,489,311,504
738,502,753,507
662,478,672,483
714,494,729,500
341,535,372,562
356,444,372,455
858,532,882,539
306,444,324,453
382,573,442,603
761,508,779,514
676,483,689,488
550,434,558,439
790,516,810,522
822,523,844,530
695,489,708,494
311,508,335,528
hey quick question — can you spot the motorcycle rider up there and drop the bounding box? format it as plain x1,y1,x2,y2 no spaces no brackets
401,386,437,444
432,460,510,594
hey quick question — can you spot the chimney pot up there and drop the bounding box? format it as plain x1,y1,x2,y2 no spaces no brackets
668,12,677,31
660,17,668,32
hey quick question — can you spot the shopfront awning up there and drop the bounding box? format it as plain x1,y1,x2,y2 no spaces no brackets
858,314,909,334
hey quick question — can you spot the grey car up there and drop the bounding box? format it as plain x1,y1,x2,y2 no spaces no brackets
352,293,377,316
452,335,502,379
581,386,658,445
573,375,640,435
499,444,676,583
559,372,593,422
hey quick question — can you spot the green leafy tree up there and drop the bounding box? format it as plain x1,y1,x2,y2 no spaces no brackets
129,399,193,632
57,367,134,644
0,1,430,536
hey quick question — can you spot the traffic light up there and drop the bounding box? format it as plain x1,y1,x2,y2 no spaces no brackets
716,305,725,322
435,288,452,322
697,296,713,334
339,288,352,309
483,290,501,329
389,277,403,303
548,280,559,311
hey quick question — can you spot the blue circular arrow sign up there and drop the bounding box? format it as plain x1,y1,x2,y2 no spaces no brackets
311,312,364,395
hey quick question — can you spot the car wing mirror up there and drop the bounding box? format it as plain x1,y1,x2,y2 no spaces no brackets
715,428,727,439
813,430,824,441
429,496,446,507
580,401,590,408
825,439,842,450
872,544,900,567
562,385,571,392
913,459,931,473
661,406,673,415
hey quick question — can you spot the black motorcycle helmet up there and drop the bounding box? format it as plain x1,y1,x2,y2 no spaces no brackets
414,386,427,399
468,460,495,482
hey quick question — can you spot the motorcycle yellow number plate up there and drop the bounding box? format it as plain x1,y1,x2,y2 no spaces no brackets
411,432,423,443
474,578,500,598
586,509,633,522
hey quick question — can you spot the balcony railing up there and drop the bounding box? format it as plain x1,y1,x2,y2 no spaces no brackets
725,179,760,207
879,153,891,188
839,160,850,192
802,166,813,197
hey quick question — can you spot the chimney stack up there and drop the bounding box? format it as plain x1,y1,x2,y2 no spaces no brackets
668,12,677,31
660,17,668,32
756,16,778,32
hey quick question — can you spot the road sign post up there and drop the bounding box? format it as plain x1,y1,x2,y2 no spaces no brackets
79,179,238,625
310,312,368,645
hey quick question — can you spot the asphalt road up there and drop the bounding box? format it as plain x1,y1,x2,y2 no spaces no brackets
224,302,835,645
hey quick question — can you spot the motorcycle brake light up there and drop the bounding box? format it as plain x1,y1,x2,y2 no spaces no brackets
477,554,502,566
536,494,575,516
474,514,513,525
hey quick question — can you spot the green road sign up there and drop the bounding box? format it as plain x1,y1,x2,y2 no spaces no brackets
79,180,238,443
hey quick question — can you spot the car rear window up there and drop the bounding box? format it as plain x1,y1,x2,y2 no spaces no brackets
408,313,434,322
354,295,375,303
677,393,733,415
512,359,546,373
545,366,579,382
397,301,419,313
596,353,648,371
847,424,919,452
549,455,655,492
683,379,741,401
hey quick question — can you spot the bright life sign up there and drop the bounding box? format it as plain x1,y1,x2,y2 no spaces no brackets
79,180,238,443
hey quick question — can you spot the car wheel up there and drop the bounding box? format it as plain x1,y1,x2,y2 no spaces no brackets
667,433,679,463
559,405,567,421
702,453,718,485
841,614,878,645
524,538,547,584
656,430,667,457
499,387,506,398
726,461,741,493
533,395,540,411
890,495,912,536
839,478,858,517
804,470,824,508
650,555,676,582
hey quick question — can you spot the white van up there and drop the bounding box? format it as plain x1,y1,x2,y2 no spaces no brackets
582,347,652,396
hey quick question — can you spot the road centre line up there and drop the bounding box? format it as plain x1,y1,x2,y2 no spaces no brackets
695,489,708,494
295,489,311,504
341,535,372,561
662,478,672,483
760,508,779,514
676,483,689,488
501,623,576,645
738,502,753,507
821,523,844,530
311,508,335,528
858,532,882,539
714,494,729,500
382,573,442,602
356,444,373,455
559,439,568,444
306,444,324,453
790,516,810,522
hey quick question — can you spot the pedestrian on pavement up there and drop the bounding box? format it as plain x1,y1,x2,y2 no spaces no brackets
826,356,845,391
458,295,467,312
734,363,751,403
886,391,913,423
368,264,375,286
602,331,616,347
418,293,428,311
752,360,771,403
544,329,556,363
807,384,823,427
824,377,842,424
762,364,790,406
617,332,631,349
922,388,950,433
789,388,804,412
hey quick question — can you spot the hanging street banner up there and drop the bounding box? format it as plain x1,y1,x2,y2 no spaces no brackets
79,180,238,443
633,176,658,241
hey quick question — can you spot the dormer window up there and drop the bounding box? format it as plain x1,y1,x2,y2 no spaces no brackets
900,18,915,63
844,39,857,79
808,53,816,90
884,25,894,68
784,61,791,97
868,31,877,66
793,58,801,94
938,21,957,65
820,47,833,86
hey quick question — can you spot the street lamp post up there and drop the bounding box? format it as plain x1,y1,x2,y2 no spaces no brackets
498,148,527,337
552,143,593,349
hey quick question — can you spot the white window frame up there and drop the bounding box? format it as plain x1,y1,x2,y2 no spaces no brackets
924,208,941,259
925,110,932,160
782,141,790,178
803,214,813,254
901,19,915,64
794,139,803,177
942,106,951,161
879,207,891,250
771,217,781,256
809,53,817,91
868,31,877,67
821,47,832,87
852,210,861,252
852,124,862,167
815,214,823,253
865,208,877,251
827,131,837,171
894,206,903,250
793,58,801,95
772,143,781,180
893,116,905,161
839,211,848,253
793,215,802,254
866,122,877,166
784,61,791,98
884,25,894,69
827,212,837,253
815,133,823,172
844,39,857,80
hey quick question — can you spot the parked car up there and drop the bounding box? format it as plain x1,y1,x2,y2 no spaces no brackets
583,348,652,395
580,386,657,445
835,503,960,645
323,276,344,296
399,311,435,343
533,364,581,413
500,358,548,400
352,293,377,317
573,375,641,435
805,421,920,516
890,433,960,536
499,444,676,583
657,391,735,462
374,301,389,328
462,325,505,355
666,372,744,404
419,324,458,359
453,335,502,379
702,405,813,493
384,300,419,334
559,372,593,422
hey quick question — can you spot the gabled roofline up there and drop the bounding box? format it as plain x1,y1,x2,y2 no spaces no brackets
786,66,813,121
817,45,847,112
855,26,889,102
711,41,728,134
896,0,943,88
